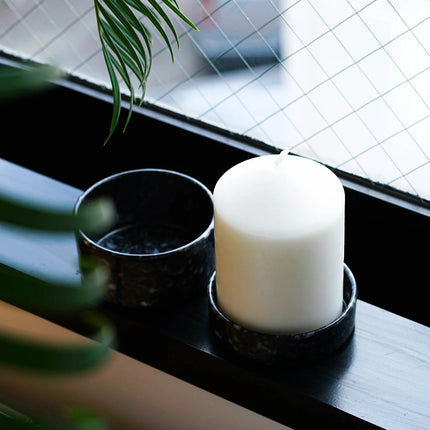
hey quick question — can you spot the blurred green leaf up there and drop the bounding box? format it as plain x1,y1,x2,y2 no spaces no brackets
0,193,115,233
0,311,114,373
0,403,109,430
0,263,108,314
0,2,200,427
0,65,62,102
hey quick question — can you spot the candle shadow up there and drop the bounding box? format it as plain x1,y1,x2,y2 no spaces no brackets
257,330,356,403
204,328,356,428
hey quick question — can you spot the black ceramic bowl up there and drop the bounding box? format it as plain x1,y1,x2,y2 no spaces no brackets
75,169,215,309
208,264,357,365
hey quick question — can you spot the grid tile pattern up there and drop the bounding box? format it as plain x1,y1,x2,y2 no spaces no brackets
1,0,429,202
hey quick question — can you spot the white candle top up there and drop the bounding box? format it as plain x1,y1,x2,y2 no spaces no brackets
213,152,344,239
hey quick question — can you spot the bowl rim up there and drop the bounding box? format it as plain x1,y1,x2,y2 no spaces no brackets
74,168,214,258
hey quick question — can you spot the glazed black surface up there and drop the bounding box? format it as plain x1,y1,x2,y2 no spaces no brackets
75,169,215,309
98,223,194,254
208,265,357,365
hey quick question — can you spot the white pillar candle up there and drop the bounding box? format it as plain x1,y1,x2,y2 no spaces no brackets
213,151,345,335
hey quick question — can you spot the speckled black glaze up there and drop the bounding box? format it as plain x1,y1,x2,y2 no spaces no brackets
208,264,357,365
75,169,214,309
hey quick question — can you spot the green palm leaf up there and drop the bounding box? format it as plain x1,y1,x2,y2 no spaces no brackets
0,311,114,373
0,2,198,427
0,192,115,233
0,189,116,373
0,263,108,314
0,65,61,102
93,0,197,143
0,64,115,428
99,19,136,135
0,406,109,430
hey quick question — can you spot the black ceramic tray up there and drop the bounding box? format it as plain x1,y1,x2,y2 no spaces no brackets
208,264,357,365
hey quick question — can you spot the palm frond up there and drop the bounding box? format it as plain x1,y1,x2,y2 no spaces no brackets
0,263,108,313
0,192,115,232
0,64,61,102
0,65,116,429
0,191,116,373
0,309,114,373
93,0,197,144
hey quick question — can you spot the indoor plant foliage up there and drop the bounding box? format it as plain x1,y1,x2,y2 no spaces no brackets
0,1,196,428
0,152,116,429
94,0,198,143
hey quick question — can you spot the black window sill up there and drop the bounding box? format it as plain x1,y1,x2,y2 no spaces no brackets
1,157,429,429
1,63,428,326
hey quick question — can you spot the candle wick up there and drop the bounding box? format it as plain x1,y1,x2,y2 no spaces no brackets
275,149,290,168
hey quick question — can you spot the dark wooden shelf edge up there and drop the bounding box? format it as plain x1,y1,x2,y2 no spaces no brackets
97,293,423,430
